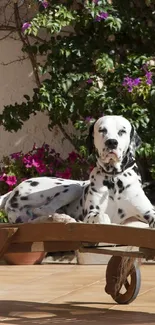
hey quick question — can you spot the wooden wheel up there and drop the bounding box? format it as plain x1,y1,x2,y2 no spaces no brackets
105,256,141,304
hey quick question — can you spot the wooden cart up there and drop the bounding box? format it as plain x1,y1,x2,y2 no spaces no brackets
0,222,155,305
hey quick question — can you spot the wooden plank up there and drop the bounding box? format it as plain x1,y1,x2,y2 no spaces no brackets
79,247,145,258
7,241,81,253
1,223,155,250
0,227,18,258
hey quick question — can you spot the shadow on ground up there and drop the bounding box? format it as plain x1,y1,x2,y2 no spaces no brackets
0,300,154,325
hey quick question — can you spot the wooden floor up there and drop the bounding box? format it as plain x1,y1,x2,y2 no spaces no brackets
0,264,155,325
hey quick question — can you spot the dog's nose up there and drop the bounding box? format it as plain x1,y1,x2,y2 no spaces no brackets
105,139,118,149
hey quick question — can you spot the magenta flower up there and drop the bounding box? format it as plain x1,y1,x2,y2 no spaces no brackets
35,163,47,174
5,175,17,186
22,22,31,32
93,0,99,3
56,168,72,179
68,152,79,163
10,152,21,160
95,12,108,22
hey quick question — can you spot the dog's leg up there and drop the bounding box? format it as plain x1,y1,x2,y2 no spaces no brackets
121,183,155,228
84,184,110,224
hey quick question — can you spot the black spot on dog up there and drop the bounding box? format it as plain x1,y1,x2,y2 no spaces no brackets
125,184,131,189
16,217,23,223
92,187,97,193
63,185,69,188
26,180,32,183
63,189,69,193
76,206,79,210
103,180,114,190
10,190,19,208
123,173,127,177
79,215,84,221
30,181,39,187
89,205,94,210
117,179,123,188
80,198,83,206
20,196,28,200
84,185,89,196
118,208,123,214
54,192,60,198
55,182,62,185
96,205,99,210
40,194,44,198
133,165,140,175
109,195,114,200
117,179,124,193
84,209,88,216
128,172,132,176
91,175,94,179
118,197,121,200
11,202,19,208
91,182,95,187
120,213,125,218
58,178,64,181
97,171,101,175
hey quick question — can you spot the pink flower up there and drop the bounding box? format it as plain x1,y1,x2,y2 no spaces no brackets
5,175,17,186
56,168,72,179
35,163,47,174
23,155,33,168
22,22,31,32
0,174,17,186
68,152,79,163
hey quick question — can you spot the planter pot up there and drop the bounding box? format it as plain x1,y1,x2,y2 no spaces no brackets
4,252,45,265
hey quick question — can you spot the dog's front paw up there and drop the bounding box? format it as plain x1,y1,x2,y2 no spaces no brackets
84,212,111,224
149,218,155,228
49,213,76,223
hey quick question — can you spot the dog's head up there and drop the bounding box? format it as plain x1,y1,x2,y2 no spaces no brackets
88,115,141,166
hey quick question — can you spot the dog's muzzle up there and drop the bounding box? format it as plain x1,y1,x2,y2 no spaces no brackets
105,139,118,150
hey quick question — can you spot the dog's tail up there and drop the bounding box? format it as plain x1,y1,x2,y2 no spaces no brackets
0,191,12,209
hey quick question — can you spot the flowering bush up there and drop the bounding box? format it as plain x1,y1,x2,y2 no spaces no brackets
1,0,155,180
0,143,93,195
0,142,94,222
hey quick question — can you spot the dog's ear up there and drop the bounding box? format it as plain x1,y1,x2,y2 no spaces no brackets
130,125,142,153
87,121,96,155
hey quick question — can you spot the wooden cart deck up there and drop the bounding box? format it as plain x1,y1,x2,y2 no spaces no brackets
0,222,155,260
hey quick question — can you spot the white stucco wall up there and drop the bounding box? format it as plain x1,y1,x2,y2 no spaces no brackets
0,32,74,159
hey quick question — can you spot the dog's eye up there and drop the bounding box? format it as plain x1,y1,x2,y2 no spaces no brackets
99,127,107,134
118,129,126,136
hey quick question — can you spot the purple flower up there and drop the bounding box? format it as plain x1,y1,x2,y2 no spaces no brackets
145,71,152,85
22,22,31,32
95,12,108,22
122,76,141,92
87,79,93,84
10,152,21,160
132,78,141,86
85,116,93,122
40,0,49,8
93,0,99,3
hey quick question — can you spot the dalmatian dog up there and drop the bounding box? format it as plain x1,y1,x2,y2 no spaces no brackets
1,115,155,228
